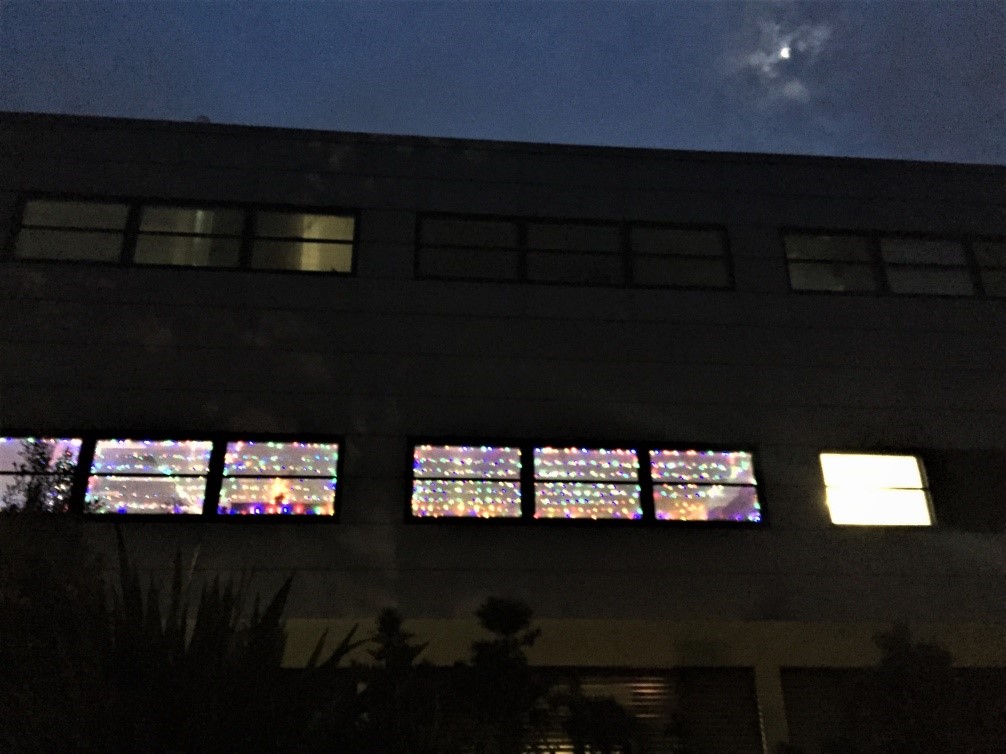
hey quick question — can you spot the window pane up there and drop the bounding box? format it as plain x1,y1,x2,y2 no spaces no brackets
534,482,642,519
784,234,872,262
886,267,975,295
140,206,244,236
631,227,724,256
413,445,520,479
134,235,241,267
0,437,81,512
15,229,123,262
825,487,932,526
256,212,354,241
218,477,335,515
819,453,932,526
251,240,352,272
526,223,621,252
411,480,521,518
655,484,762,522
880,238,966,265
788,262,877,292
651,450,756,484
421,218,518,247
224,441,339,477
86,476,205,515
980,268,1006,296
534,447,639,481
820,453,924,488
973,240,1006,267
418,247,521,280
22,200,128,229
633,257,729,287
91,439,212,475
527,251,623,285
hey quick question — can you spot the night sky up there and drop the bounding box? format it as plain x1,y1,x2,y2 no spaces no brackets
1,1,1003,164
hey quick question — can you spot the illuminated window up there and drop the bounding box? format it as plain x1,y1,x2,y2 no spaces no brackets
86,439,212,515
14,199,128,262
0,437,82,512
251,212,354,272
219,441,339,515
785,233,878,292
417,214,731,289
10,197,355,274
534,446,641,519
651,450,761,522
411,444,521,518
135,206,243,267
819,453,933,526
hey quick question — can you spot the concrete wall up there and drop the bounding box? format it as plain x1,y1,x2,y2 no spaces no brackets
2,113,1004,631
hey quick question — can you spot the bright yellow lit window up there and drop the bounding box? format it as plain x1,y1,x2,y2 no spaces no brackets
819,453,932,526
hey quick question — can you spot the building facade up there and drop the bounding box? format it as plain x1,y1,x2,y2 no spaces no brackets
1,112,1004,750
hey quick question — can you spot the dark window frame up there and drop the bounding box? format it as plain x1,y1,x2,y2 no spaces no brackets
405,437,765,527
782,228,1004,298
415,213,734,290
4,194,359,276
0,431,344,523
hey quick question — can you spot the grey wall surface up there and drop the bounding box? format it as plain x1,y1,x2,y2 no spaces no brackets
1,114,1004,623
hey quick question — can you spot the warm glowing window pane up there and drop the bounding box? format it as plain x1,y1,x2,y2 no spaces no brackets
218,478,335,516
140,206,244,235
86,476,206,515
655,485,762,522
413,445,520,480
411,480,522,518
819,453,932,526
251,240,352,272
534,447,639,481
256,213,354,241
91,440,212,475
224,441,339,478
534,482,642,519
651,450,756,484
0,437,82,512
134,235,241,267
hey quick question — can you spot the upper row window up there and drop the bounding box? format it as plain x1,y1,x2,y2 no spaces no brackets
411,444,761,522
10,199,355,273
0,436,339,516
785,232,1005,297
417,216,731,288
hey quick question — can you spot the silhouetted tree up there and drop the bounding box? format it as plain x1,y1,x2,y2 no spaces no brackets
0,438,76,512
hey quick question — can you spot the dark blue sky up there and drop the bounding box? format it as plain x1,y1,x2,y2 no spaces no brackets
2,1,1003,163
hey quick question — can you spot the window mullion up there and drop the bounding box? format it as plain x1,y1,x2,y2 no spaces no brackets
520,444,536,519
638,448,655,521
69,437,97,514
202,440,228,516
239,209,255,268
121,205,142,265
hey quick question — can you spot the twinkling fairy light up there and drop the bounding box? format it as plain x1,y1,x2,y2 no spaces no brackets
87,440,212,515
219,441,339,515
654,483,761,522
534,482,643,519
533,448,641,518
412,480,521,518
413,445,521,479
411,445,521,517
534,447,639,481
650,449,755,484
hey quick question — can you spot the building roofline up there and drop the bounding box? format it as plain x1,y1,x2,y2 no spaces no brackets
2,109,1003,173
